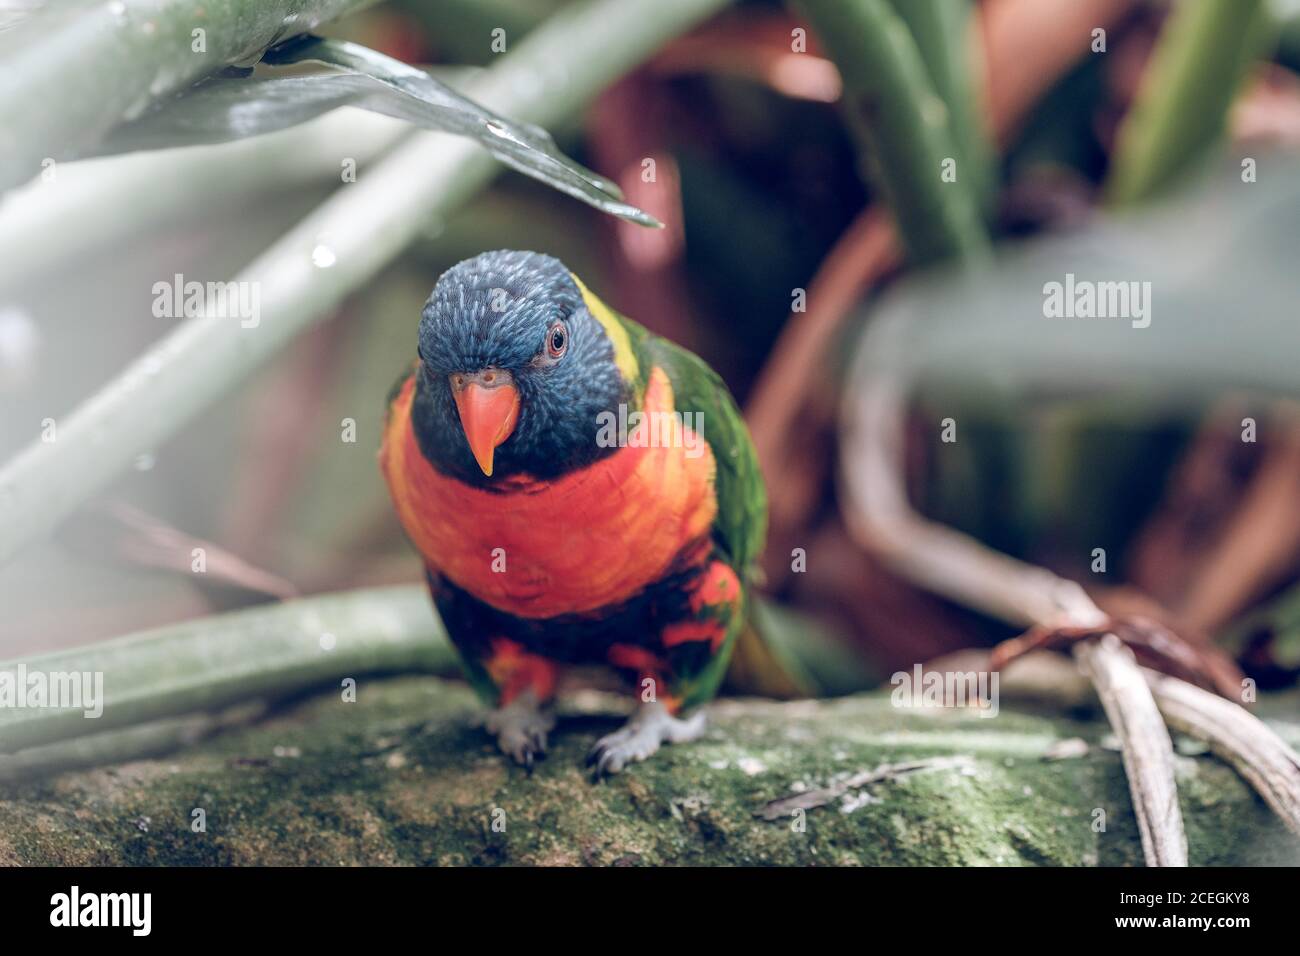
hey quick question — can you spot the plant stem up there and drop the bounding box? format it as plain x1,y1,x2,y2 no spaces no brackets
885,0,992,214
793,0,989,266
0,0,731,566
840,364,1191,863
1145,668,1300,835
0,0,379,193
1106,0,1272,206
0,585,453,753
0,107,409,290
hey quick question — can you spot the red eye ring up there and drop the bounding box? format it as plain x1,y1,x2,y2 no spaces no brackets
546,321,568,358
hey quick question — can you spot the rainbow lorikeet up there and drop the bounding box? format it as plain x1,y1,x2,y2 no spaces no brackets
380,250,767,775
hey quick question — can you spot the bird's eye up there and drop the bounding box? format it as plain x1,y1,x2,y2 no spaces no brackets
546,322,568,359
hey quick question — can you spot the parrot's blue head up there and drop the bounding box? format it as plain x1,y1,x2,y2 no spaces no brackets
412,250,631,486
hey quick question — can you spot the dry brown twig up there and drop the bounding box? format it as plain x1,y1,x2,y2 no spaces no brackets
1145,669,1300,834
991,614,1245,700
839,315,1300,860
757,756,973,820
1174,404,1300,633
839,363,1183,866
1127,401,1300,634
62,501,299,603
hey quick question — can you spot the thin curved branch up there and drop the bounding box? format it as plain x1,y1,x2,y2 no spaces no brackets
838,332,1188,866
841,315,1300,857
1145,668,1300,834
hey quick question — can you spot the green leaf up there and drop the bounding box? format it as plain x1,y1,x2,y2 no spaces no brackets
793,0,990,266
0,0,729,567
0,585,454,754
0,0,43,33
1106,0,1273,206
92,36,658,228
850,156,1300,404
884,0,992,215
0,0,380,193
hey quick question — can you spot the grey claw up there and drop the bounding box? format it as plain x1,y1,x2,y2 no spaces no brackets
485,691,555,770
585,702,707,780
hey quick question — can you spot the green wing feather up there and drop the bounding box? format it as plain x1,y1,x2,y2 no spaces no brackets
611,314,768,580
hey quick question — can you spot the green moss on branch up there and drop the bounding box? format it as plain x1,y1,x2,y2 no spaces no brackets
3,677,1297,865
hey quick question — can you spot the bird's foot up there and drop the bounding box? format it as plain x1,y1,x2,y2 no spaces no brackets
485,690,555,770
587,701,706,777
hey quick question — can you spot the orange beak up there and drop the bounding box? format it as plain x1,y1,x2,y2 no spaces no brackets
451,373,520,477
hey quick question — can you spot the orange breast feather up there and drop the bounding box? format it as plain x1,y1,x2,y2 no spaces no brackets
380,367,717,619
